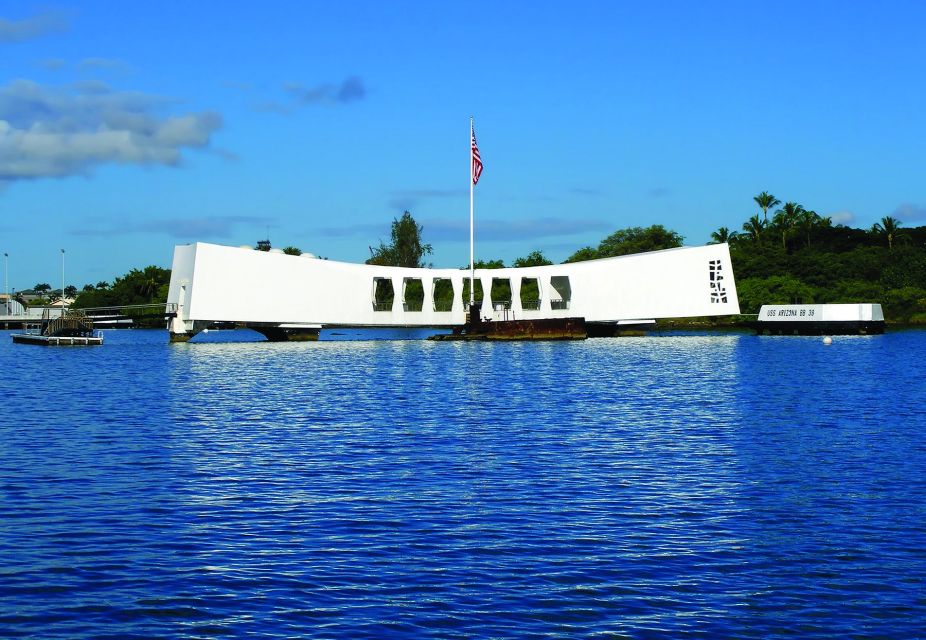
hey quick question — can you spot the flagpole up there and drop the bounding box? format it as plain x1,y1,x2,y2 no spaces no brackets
469,117,475,307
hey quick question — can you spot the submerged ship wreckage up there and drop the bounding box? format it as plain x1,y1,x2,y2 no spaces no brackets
165,242,740,342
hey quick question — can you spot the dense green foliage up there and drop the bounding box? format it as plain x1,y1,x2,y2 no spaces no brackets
563,196,926,323
72,265,172,327
724,194,926,322
512,250,553,268
564,225,683,262
366,211,433,267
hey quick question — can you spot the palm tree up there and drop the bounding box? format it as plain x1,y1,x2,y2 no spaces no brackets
709,227,739,245
797,209,823,248
871,216,901,252
772,202,804,251
742,215,765,244
754,191,781,225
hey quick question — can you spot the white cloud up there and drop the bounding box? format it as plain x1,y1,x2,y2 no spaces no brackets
893,203,926,222
317,216,610,243
388,188,465,210
0,11,67,43
422,216,610,242
284,76,365,105
254,76,367,114
71,215,272,239
77,57,132,73
0,80,222,182
828,210,856,225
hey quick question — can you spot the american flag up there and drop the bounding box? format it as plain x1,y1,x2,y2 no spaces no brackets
471,125,483,185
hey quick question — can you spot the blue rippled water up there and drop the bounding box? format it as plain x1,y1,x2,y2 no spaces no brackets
2,328,925,638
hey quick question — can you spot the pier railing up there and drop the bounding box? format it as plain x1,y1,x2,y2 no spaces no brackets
43,309,94,337
77,302,178,318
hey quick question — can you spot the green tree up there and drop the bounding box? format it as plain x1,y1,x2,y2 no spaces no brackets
736,275,816,313
796,209,828,249
566,225,683,262
771,202,805,251
512,250,553,267
598,225,683,257
471,259,505,269
366,211,433,267
64,285,77,298
563,246,599,263
132,268,162,300
709,227,739,245
282,246,303,256
73,265,171,326
754,191,781,225
741,215,766,244
34,283,51,294
871,216,902,252
75,266,171,307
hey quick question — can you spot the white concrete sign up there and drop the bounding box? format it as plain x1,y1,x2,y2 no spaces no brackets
759,304,884,322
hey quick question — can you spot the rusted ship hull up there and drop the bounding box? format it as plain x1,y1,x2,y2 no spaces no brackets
431,317,587,341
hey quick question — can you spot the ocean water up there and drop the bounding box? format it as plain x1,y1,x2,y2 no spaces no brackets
1,328,925,639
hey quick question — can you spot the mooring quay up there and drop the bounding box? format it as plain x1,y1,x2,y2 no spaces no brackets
166,242,740,342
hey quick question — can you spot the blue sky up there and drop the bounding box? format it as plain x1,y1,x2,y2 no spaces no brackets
1,1,924,290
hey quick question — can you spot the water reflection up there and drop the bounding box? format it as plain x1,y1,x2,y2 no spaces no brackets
3,330,925,638
163,335,753,633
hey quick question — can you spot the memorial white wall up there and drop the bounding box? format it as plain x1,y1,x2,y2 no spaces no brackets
167,242,740,334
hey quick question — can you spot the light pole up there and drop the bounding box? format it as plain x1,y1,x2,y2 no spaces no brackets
60,248,65,313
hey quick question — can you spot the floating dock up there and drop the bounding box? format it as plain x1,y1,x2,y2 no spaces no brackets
755,303,885,335
11,309,103,346
12,334,103,346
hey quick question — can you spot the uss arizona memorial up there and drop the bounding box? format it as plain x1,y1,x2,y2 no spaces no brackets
166,241,740,341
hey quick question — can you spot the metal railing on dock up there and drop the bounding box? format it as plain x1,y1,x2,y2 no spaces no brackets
42,308,95,337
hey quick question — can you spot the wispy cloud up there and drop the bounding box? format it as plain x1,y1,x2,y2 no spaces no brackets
0,11,67,43
222,80,253,92
893,203,926,222
388,188,465,210
70,215,272,239
252,76,366,114
284,76,365,105
0,80,222,184
39,58,67,71
571,187,603,197
77,57,133,74
828,210,856,225
422,216,611,242
316,222,389,238
314,216,608,243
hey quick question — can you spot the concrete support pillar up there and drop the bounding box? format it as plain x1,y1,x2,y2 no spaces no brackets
540,277,552,312
422,277,433,313
510,277,522,318
392,277,404,314
480,276,493,320
168,320,208,343
451,276,465,315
